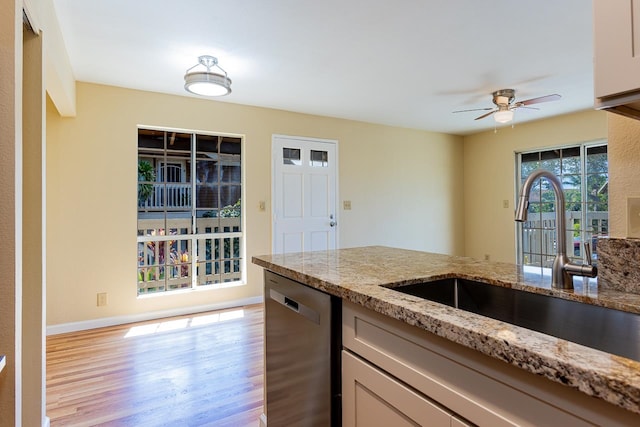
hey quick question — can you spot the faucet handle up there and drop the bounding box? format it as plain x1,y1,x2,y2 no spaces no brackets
584,241,593,266
565,241,598,279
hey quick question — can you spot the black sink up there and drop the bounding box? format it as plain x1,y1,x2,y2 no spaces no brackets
388,278,640,362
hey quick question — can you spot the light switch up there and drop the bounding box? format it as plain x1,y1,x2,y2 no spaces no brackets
259,201,266,211
503,199,509,209
343,200,352,210
628,197,640,238
97,292,108,307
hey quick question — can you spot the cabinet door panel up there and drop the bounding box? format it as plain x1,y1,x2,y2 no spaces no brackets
354,383,419,427
594,0,640,98
342,350,451,427
342,301,615,427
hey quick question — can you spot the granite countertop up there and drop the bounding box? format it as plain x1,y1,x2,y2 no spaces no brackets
252,246,640,415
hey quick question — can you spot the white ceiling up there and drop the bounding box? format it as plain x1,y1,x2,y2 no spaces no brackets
52,0,594,136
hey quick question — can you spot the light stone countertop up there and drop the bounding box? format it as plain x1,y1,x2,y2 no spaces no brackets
252,245,640,415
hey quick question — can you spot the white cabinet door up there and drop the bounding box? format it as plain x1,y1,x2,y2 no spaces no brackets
272,135,338,254
594,0,640,98
342,350,452,427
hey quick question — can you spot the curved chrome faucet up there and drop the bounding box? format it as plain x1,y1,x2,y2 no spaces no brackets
515,169,597,289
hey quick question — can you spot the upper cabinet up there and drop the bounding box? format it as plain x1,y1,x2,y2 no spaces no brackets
594,0,640,119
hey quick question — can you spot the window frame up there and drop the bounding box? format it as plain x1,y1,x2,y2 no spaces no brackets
136,126,245,297
515,140,608,268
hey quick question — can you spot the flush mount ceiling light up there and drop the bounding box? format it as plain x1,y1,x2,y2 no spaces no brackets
184,55,232,97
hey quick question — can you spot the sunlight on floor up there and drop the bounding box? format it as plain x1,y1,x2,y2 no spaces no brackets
124,309,245,338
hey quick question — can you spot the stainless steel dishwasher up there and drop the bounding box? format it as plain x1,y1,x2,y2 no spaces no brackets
264,270,341,426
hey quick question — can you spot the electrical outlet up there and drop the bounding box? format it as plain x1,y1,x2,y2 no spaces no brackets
484,254,490,261
628,197,640,238
343,200,352,210
97,292,108,307
503,199,509,209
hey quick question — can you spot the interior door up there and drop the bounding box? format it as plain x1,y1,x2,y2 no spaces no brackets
272,135,338,254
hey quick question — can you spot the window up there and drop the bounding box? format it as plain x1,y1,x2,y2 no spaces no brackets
283,147,301,165
310,149,328,167
516,142,608,269
137,128,243,295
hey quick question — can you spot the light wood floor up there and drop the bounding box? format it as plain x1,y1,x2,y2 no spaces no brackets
46,304,264,427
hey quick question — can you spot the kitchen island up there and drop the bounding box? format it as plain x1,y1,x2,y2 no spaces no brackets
253,246,640,425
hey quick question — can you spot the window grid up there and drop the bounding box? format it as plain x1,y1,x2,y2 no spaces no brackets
516,142,608,269
137,128,243,295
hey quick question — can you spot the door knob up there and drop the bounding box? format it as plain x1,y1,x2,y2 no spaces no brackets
330,221,336,227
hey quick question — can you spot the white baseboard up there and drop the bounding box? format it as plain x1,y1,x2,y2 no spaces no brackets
259,413,267,427
43,416,50,427
46,296,263,335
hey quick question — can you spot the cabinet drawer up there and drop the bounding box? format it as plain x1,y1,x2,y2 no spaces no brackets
342,350,454,427
342,301,636,427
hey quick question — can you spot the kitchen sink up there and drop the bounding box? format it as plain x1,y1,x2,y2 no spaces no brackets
387,278,640,362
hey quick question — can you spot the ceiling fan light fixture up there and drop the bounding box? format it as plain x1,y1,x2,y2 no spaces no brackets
453,89,560,124
184,55,232,97
494,109,514,123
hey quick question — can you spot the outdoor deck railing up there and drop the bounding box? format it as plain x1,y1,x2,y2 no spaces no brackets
137,216,242,294
521,211,608,266
139,183,192,210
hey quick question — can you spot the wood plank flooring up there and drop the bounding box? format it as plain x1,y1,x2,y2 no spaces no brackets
46,304,264,427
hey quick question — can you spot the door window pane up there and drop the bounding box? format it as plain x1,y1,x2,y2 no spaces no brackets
283,148,301,165
310,150,328,167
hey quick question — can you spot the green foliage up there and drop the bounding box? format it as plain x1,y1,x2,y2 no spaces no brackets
201,199,241,218
220,199,241,217
522,149,608,214
220,199,241,261
573,222,581,237
138,160,156,204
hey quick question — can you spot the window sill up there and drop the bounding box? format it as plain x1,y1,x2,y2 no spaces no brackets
137,280,246,299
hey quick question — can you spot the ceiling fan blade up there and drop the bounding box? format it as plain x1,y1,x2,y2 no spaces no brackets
512,105,540,111
474,110,497,120
518,94,561,106
452,107,494,113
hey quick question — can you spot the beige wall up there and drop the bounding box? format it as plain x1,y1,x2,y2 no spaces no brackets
22,27,46,427
3,0,65,423
335,120,464,253
48,82,640,326
46,82,465,326
0,1,22,424
608,113,640,237
463,110,608,263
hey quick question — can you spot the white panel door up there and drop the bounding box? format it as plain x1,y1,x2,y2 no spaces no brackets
273,135,337,254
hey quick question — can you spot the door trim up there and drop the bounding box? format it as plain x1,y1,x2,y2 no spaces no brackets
271,134,339,253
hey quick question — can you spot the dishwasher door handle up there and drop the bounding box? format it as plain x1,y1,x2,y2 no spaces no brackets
269,288,320,325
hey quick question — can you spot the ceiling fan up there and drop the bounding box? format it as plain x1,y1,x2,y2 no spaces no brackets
453,89,561,123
